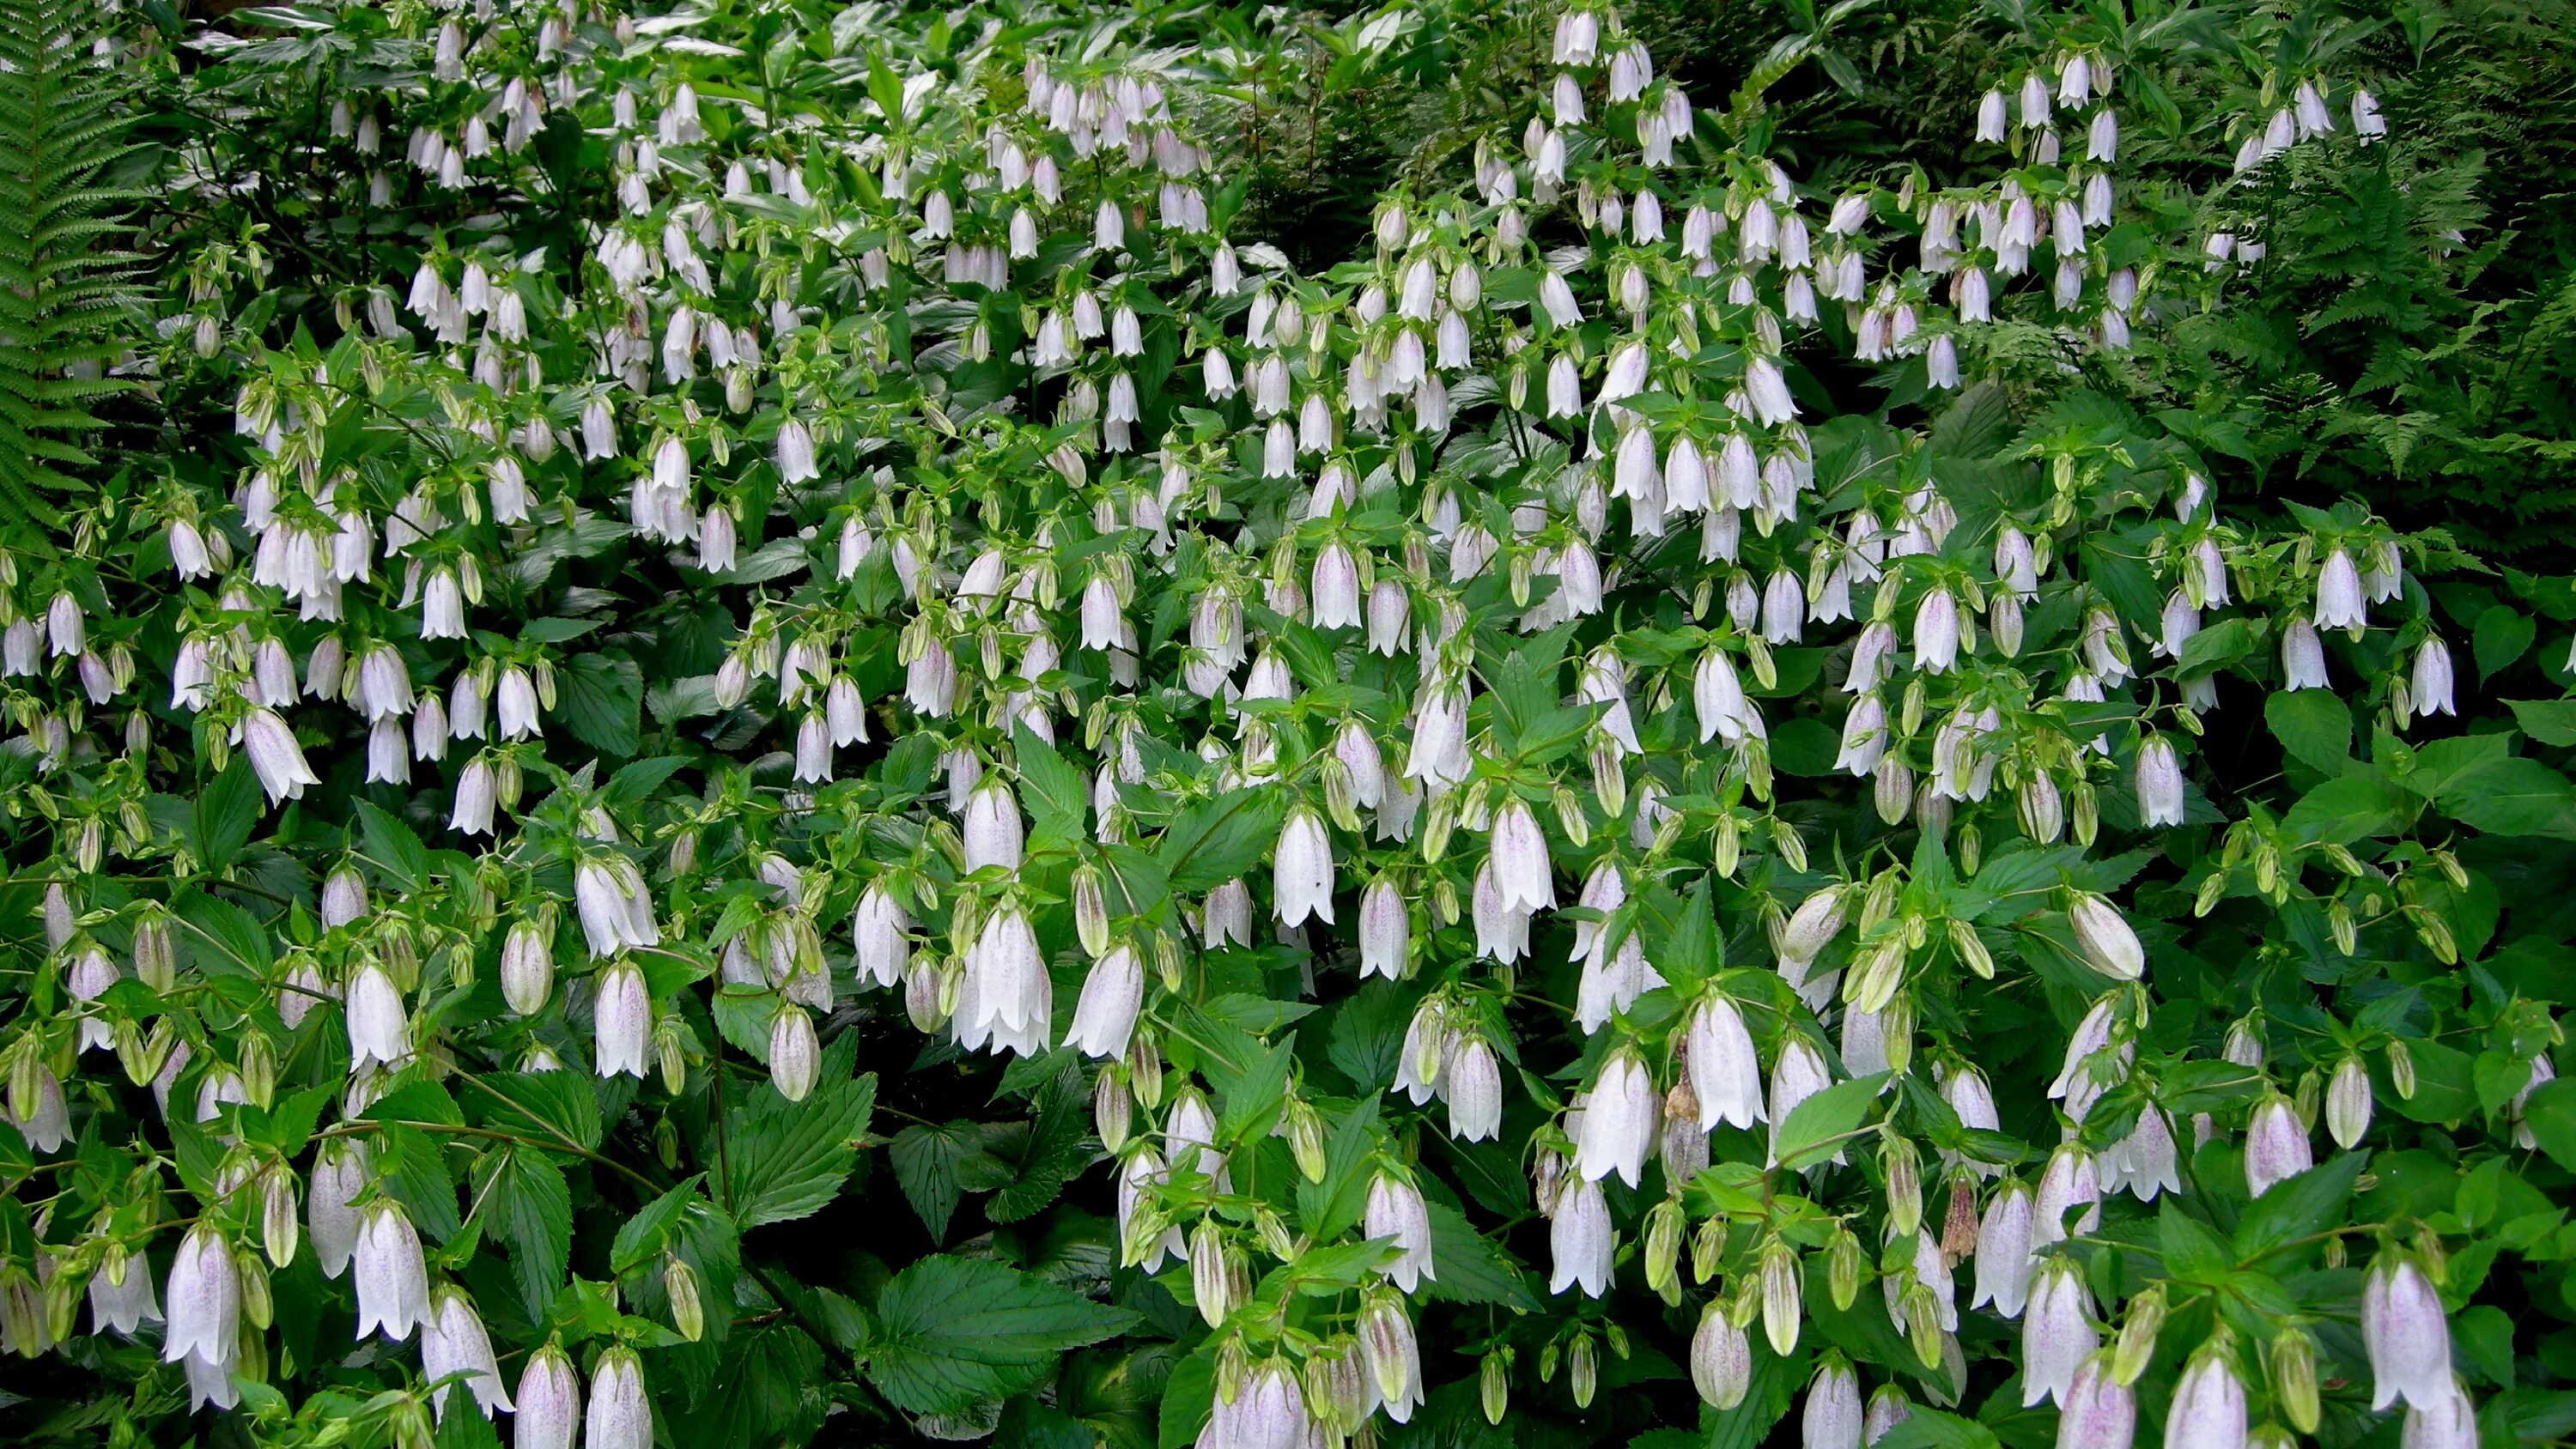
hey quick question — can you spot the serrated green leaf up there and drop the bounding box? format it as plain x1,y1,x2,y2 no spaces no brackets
477,1146,571,1320
725,1072,874,1227
864,1255,1137,1416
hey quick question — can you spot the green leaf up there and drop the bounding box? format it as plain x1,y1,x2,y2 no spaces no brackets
173,888,273,974
1014,723,1091,846
891,1121,983,1241
726,1072,875,1228
2473,604,2535,680
1873,1408,2004,1449
1214,1040,1293,1143
477,1146,572,1320
2506,698,2576,747
1156,787,1286,894
351,797,427,891
192,758,260,870
361,1078,465,1129
2177,615,2262,676
1324,980,1406,1091
2157,1201,2234,1282
2438,758,2576,837
469,1070,605,1152
1421,1200,1538,1310
2281,771,2409,844
675,1323,829,1449
863,1256,1137,1416
2264,691,2351,774
558,651,644,757
1770,1072,1887,1171
990,1069,1091,1224
2518,1077,2576,1174
1157,1346,1218,1449
2233,1153,2365,1262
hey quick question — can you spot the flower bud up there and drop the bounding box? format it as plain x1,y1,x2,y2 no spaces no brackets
1481,1348,1510,1425
665,1255,704,1341
1072,865,1109,957
2326,1056,2373,1149
260,1167,300,1268
1692,1299,1753,1408
1882,1135,1923,1238
501,920,554,1016
1644,1200,1683,1300
1094,1066,1132,1152
2272,1330,2320,1434
1827,1224,1862,1310
2069,894,2145,979
2112,1285,2164,1385
1285,1097,1327,1183
1762,1239,1804,1355
1189,1218,1231,1328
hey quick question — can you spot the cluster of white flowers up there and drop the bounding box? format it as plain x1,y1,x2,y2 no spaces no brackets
3,0,2558,1446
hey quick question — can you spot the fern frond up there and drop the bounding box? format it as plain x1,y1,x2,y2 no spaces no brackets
0,0,151,545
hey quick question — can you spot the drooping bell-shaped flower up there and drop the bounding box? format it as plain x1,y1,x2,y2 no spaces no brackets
1444,1035,1503,1142
1548,1175,1613,1297
241,706,320,803
1803,1358,1863,1449
1359,1292,1424,1423
516,1343,583,1449
422,1286,513,1419
2136,737,2186,828
2315,549,2367,630
1973,1178,2038,1317
2364,1255,2454,1411
1575,1051,1657,1188
88,1252,162,1336
2411,638,2456,718
2034,1145,2102,1246
345,961,411,1073
2057,1354,2137,1449
593,961,652,1079
2166,1345,2248,1449
963,780,1025,873
1364,1172,1436,1291
586,1346,652,1449
161,1224,239,1372
1769,1038,1837,1166
2244,1094,2313,1197
353,1200,430,1342
2401,1379,2478,1449
1068,944,1144,1059
309,1139,368,1277
1359,877,1407,979
1274,809,1336,925
2021,1259,2099,1406
1687,995,1766,1130
1490,798,1556,912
